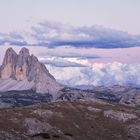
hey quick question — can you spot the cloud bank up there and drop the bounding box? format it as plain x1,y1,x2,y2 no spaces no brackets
0,21,140,49
40,58,87,67
31,21,140,48
40,51,100,59
46,62,140,87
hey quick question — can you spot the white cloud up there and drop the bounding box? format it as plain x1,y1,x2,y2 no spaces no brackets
40,57,86,67
46,62,140,87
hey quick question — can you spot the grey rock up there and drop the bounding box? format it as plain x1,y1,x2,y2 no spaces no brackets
87,106,102,113
104,110,137,122
0,47,62,96
33,109,54,119
0,48,18,79
127,123,140,140
24,118,52,136
0,131,27,140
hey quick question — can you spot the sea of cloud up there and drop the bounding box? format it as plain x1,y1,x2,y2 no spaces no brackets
44,58,140,87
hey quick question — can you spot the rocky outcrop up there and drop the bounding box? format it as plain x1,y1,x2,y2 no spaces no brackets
24,118,53,136
0,47,62,96
104,110,137,122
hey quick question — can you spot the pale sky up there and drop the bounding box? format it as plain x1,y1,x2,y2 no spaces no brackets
0,0,140,64
0,0,140,87
0,0,140,34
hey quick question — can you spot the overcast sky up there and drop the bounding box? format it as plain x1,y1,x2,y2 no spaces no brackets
0,0,140,34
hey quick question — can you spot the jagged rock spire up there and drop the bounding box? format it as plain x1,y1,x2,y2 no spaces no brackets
0,48,18,79
2,48,17,65
19,47,30,55
0,47,62,96
16,48,31,81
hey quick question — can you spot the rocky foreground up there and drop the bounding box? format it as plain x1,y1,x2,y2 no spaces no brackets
0,99,139,140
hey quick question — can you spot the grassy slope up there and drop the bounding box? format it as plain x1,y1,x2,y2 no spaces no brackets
0,100,139,140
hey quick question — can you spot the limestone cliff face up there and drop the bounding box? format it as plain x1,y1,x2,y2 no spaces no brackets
16,47,30,81
0,48,18,79
0,48,62,96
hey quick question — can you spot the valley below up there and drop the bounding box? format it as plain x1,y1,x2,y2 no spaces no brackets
0,85,140,109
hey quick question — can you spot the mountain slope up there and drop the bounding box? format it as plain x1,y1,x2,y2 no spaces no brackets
0,100,139,140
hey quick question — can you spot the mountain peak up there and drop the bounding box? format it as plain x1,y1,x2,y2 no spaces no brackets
6,47,17,54
0,47,62,96
4,47,17,64
19,47,30,56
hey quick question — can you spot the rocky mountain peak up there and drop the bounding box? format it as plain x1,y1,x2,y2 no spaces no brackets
30,54,38,63
0,48,18,79
5,47,16,54
2,47,17,65
0,47,62,96
19,47,30,56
